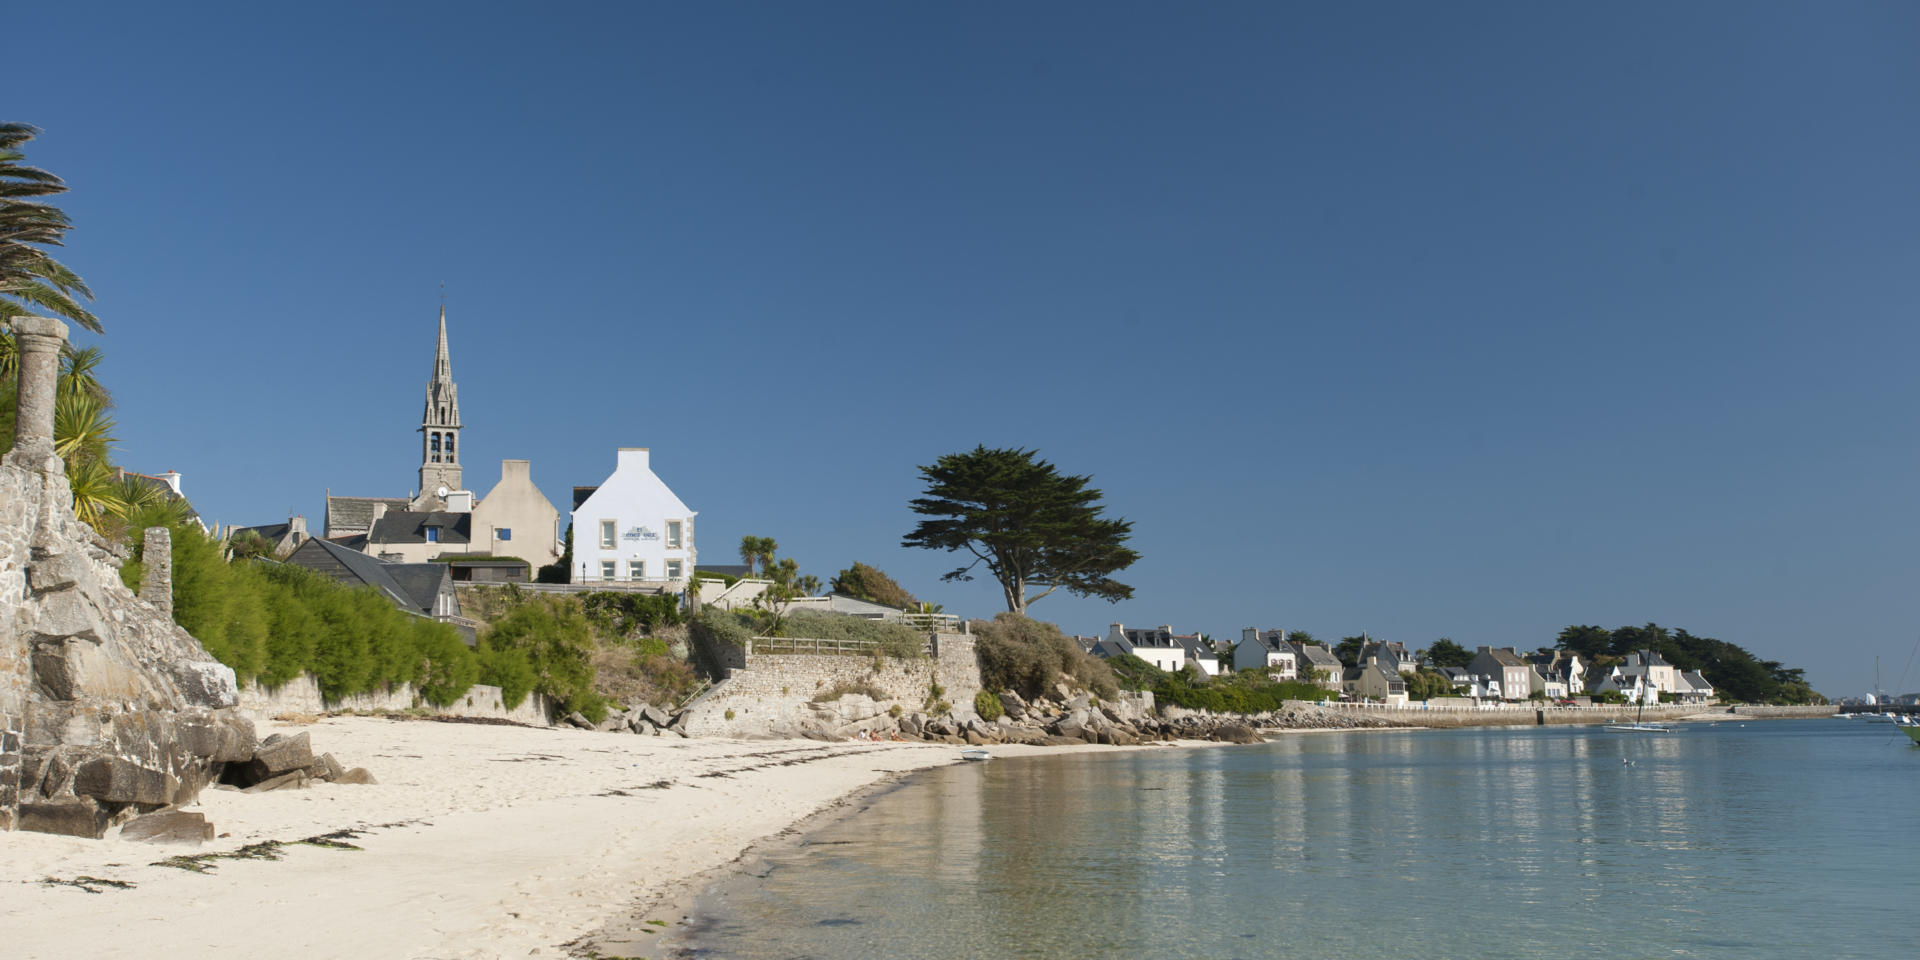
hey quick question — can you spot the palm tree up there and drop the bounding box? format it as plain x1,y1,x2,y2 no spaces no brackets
1,123,101,333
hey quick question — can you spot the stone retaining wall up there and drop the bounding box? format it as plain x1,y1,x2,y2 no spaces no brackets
679,632,981,738
236,674,556,726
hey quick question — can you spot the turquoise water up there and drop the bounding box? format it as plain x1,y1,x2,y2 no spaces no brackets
677,720,1920,959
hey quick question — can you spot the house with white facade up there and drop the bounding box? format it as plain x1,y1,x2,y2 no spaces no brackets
1092,623,1187,673
1235,628,1298,680
571,448,697,588
1177,633,1220,677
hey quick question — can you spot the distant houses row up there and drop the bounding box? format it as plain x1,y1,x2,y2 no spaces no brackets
1082,623,1715,706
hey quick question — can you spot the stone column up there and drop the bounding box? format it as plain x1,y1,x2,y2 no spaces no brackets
141,527,174,618
8,316,69,467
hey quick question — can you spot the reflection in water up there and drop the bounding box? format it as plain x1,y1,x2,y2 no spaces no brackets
681,723,1920,959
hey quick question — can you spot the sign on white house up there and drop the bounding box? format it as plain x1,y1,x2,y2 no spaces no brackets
572,448,696,585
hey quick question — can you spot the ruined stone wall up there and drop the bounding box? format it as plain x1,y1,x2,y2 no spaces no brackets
2,316,254,836
678,633,983,738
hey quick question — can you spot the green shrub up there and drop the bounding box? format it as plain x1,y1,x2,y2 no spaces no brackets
974,690,1004,721
478,644,537,709
482,594,603,721
971,614,1118,701
783,611,926,659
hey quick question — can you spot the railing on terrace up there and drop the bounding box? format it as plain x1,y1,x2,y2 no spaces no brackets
900,612,964,633
749,635,934,657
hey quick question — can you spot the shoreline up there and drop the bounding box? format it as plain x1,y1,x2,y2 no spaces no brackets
0,712,1830,957
0,715,1192,959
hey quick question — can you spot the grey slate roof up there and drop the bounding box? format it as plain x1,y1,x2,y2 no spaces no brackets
1123,627,1179,648
1245,629,1291,653
232,521,292,542
285,538,447,617
1680,670,1713,691
326,496,410,534
368,511,472,546
1294,643,1343,668
1483,647,1528,667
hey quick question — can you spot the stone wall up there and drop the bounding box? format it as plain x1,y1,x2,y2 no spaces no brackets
678,632,982,738
236,674,555,726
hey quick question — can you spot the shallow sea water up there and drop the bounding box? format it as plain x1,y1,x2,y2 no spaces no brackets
677,720,1920,959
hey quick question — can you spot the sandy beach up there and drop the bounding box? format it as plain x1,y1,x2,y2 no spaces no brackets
0,716,1146,959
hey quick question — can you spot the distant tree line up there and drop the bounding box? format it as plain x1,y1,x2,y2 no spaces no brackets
1553,622,1821,704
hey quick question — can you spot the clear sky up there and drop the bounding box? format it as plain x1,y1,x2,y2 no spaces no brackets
14,2,1918,697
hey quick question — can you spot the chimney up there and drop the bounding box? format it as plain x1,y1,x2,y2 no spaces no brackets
446,490,474,512
502,459,531,483
617,447,651,473
163,470,182,496
371,503,389,525
289,515,308,545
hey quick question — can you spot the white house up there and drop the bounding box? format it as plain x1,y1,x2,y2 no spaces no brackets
1178,634,1220,677
571,448,697,586
1235,628,1298,680
1095,623,1187,673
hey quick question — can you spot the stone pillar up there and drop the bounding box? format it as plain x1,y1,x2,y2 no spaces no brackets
8,316,69,467
142,527,174,619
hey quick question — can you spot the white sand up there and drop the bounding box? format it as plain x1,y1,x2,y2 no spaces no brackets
0,717,1151,959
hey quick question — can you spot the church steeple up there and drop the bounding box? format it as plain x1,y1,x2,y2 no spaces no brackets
417,306,463,503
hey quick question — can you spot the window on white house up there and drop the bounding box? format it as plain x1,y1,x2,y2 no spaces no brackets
666,520,682,549
599,520,615,549
665,560,682,580
497,527,512,541
426,526,440,543
599,560,616,581
629,560,645,581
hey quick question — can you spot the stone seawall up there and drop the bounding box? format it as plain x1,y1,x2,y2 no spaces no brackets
679,632,981,738
237,674,555,726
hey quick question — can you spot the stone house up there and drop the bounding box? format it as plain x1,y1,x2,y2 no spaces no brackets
1344,658,1409,704
571,447,697,587
1468,647,1535,701
1292,642,1346,691
1234,628,1298,680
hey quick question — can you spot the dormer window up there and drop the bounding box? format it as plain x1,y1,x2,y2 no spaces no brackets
426,526,440,543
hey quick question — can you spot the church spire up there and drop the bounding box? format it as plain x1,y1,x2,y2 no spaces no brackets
433,305,453,383
417,304,463,504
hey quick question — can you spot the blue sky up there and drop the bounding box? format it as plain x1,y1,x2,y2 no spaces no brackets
15,2,1918,697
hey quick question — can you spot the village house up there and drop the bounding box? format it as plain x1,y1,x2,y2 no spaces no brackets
283,537,473,644
226,515,310,557
1092,623,1187,673
1234,628,1298,680
1177,633,1220,677
571,447,698,588
1344,657,1409,705
1292,642,1346,692
1469,646,1536,701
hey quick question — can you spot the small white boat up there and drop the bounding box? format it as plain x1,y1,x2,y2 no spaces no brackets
960,748,992,762
1605,722,1672,733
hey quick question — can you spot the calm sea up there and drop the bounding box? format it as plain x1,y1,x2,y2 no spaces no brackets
674,719,1920,959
